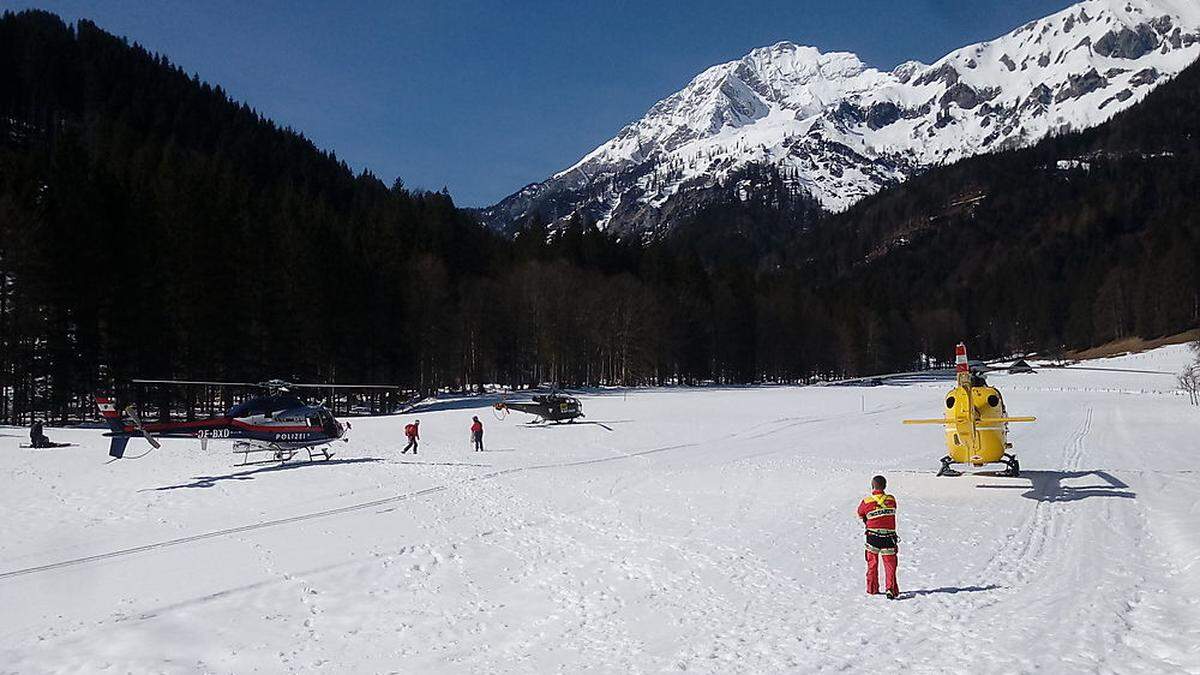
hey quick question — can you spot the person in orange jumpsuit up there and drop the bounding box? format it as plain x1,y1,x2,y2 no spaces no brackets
857,474,900,599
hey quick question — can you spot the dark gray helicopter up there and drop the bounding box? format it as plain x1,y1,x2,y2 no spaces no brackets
494,391,584,423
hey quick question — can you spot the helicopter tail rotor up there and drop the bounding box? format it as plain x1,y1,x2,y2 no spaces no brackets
95,395,158,458
123,405,162,450
493,399,510,420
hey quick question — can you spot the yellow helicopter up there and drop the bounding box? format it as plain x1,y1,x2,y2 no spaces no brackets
902,343,1035,477
829,342,1175,477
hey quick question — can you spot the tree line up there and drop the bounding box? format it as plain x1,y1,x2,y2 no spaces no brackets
1,10,1196,424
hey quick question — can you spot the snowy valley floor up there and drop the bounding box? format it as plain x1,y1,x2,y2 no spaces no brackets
2,346,1200,673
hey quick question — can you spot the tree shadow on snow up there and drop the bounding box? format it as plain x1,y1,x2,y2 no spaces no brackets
148,457,384,491
976,470,1135,502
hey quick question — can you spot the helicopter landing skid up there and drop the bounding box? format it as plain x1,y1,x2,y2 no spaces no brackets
937,454,1020,477
936,456,962,477
998,453,1021,478
233,442,334,466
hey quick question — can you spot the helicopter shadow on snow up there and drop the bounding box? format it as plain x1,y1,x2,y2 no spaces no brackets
147,457,385,491
520,421,621,432
975,469,1135,502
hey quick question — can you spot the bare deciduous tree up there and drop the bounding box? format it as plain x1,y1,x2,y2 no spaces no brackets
1181,342,1200,406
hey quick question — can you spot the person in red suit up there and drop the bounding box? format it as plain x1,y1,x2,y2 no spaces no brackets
402,420,420,454
470,416,484,452
857,475,900,599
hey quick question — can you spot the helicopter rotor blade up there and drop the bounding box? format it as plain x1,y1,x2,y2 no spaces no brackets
821,368,956,386
968,353,1176,377
132,379,402,390
132,379,259,387
1036,365,1175,375
281,383,403,390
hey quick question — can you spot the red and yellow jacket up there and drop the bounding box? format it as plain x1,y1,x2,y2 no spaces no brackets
857,490,897,534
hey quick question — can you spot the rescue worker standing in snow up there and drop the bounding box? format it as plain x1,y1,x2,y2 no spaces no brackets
402,420,420,454
470,416,484,452
857,475,900,599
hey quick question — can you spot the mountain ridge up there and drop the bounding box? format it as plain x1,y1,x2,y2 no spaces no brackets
482,0,1200,236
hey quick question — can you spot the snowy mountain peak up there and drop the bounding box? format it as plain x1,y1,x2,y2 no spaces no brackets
482,0,1200,235
891,60,928,83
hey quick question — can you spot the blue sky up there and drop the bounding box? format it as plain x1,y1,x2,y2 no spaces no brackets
2,0,1075,206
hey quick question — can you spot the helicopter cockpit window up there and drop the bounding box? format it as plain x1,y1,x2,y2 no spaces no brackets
945,396,956,409
987,394,1000,407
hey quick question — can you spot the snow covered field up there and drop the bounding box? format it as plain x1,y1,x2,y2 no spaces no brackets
2,346,1199,673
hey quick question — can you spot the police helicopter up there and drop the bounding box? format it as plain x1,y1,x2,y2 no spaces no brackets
493,390,584,424
831,342,1174,477
96,379,399,465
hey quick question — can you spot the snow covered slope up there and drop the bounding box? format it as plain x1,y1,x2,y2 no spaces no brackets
2,345,1199,672
483,0,1200,235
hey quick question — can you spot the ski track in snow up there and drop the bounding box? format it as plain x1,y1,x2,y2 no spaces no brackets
1,345,1198,673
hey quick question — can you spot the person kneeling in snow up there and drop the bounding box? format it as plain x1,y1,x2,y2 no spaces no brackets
857,474,900,599
30,419,52,449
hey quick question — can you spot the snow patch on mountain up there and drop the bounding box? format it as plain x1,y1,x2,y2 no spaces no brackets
482,0,1200,235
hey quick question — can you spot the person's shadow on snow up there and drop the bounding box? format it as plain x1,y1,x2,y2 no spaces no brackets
898,584,1003,600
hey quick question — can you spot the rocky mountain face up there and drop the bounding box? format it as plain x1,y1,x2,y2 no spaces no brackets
482,0,1200,236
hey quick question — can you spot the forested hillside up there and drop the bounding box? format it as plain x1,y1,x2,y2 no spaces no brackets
787,49,1200,367
0,11,763,422
1,10,1197,423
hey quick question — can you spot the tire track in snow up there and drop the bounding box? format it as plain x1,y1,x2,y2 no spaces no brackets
866,406,1096,671
979,405,1092,585
0,442,700,582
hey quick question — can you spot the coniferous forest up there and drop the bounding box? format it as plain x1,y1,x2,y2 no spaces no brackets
1,10,1198,423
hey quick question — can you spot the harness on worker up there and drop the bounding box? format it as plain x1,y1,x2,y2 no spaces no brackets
863,492,898,555
863,492,896,525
